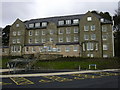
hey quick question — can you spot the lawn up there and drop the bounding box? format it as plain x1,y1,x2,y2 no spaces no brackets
0,58,10,68
33,57,120,70
0,57,120,70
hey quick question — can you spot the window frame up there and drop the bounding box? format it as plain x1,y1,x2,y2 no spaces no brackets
91,34,96,40
74,27,79,33
73,19,79,24
91,25,95,31
65,46,70,52
58,20,64,26
84,34,89,40
84,25,89,31
87,17,92,21
35,23,40,27
66,20,71,25
103,44,108,50
42,22,47,27
29,23,34,28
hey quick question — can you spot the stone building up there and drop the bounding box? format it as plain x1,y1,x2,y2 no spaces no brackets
7,11,113,58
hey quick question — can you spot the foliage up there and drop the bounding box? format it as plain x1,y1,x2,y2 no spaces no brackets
91,10,112,21
2,25,11,46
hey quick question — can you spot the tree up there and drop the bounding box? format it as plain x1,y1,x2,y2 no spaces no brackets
2,25,11,46
113,1,120,57
91,10,112,21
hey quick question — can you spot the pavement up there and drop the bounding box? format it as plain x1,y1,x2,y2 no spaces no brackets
0,69,120,78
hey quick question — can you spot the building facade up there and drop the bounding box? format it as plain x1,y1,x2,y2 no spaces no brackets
7,11,113,58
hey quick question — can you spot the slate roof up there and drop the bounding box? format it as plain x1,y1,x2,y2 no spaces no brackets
24,13,112,29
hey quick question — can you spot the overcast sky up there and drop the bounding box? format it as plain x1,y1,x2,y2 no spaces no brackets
1,0,120,28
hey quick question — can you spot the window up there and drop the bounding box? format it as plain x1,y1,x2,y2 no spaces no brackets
58,20,64,26
66,37,71,42
65,46,70,52
17,46,21,52
84,34,89,40
50,38,54,42
95,43,98,50
87,54,94,57
91,54,94,57
91,34,96,40
91,25,95,31
17,39,20,43
16,24,19,27
100,18,104,22
74,36,78,42
50,30,54,35
42,30,45,35
66,28,71,34
35,31,39,36
29,24,34,28
39,47,42,52
58,28,64,34
18,31,21,36
57,46,61,52
35,39,39,43
83,43,85,51
102,35,107,40
87,17,92,21
11,46,17,52
42,38,46,43
47,46,52,52
25,47,29,52
2,49,5,53
13,32,16,36
12,39,16,44
35,23,40,27
84,25,89,31
87,54,90,57
102,26,107,32
32,47,36,52
87,42,94,51
73,19,79,24
66,20,71,25
59,37,63,42
42,22,47,27
73,46,78,51
29,39,32,43
29,31,32,36
74,27,78,33
103,45,108,50
103,54,108,58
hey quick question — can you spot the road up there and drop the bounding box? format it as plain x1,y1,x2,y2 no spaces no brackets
1,71,120,88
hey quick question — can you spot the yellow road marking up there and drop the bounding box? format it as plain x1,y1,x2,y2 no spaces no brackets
0,82,12,85
43,76,73,82
71,74,101,79
73,77,84,80
39,79,53,83
10,77,34,85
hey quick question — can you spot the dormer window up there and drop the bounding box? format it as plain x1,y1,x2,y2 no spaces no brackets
58,20,64,26
35,23,40,27
73,19,79,24
29,24,34,28
66,20,71,25
42,22,47,27
87,17,92,21
100,18,104,22
16,24,19,27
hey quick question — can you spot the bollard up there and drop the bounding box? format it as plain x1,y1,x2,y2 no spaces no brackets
79,65,81,71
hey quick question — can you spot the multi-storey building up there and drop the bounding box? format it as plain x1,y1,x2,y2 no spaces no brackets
7,11,113,58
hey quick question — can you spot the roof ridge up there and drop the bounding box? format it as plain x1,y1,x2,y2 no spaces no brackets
24,13,85,22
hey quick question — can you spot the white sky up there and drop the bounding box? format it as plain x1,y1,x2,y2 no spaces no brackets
0,0,120,28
